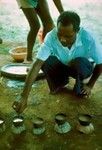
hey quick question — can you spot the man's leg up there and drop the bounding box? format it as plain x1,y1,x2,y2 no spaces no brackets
22,8,40,62
68,57,94,95
42,56,69,93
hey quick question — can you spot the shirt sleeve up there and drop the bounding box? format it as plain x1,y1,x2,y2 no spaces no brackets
89,38,102,64
36,33,52,61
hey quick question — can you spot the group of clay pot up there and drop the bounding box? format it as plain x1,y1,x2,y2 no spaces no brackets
0,113,94,135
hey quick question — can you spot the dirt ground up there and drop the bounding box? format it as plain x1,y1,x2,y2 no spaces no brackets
0,0,102,150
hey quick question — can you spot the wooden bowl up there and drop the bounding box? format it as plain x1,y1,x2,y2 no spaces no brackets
9,47,27,62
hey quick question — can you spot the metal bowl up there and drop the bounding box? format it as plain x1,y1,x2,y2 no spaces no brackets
1,64,45,81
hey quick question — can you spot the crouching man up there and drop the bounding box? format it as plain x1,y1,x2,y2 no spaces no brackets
12,11,102,113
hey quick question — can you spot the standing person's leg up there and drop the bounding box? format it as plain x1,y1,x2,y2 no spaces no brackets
36,0,55,40
21,8,40,62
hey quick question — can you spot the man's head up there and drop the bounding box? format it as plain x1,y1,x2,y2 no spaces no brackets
57,11,80,47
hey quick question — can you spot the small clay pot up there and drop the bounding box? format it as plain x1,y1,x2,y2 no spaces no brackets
54,114,71,134
33,117,45,135
55,113,67,125
78,114,92,126
33,117,44,128
13,116,24,127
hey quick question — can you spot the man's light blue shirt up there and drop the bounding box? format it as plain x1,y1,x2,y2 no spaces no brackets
37,27,102,65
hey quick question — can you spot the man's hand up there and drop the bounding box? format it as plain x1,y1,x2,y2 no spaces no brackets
80,84,92,98
12,96,27,114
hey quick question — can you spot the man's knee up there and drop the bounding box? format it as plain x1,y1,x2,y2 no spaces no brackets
69,57,93,79
42,56,65,76
42,56,60,69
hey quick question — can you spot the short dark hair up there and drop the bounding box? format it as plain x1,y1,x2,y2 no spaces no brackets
57,11,80,32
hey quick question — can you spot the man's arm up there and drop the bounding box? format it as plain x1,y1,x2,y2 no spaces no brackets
53,0,64,13
12,59,44,113
87,64,102,87
81,64,102,96
21,59,44,99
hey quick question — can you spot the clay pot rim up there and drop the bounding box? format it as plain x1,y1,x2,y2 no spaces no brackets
9,47,27,55
33,117,44,124
13,115,24,122
78,114,92,126
55,113,67,120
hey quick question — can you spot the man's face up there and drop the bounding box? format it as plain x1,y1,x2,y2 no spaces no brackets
57,22,77,47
